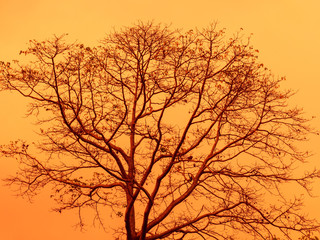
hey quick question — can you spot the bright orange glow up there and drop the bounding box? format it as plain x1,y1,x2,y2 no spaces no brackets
1,1,319,239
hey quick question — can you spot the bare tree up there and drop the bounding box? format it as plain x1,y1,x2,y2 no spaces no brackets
1,22,319,240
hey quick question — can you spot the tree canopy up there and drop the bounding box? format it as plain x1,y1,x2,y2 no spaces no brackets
1,22,319,240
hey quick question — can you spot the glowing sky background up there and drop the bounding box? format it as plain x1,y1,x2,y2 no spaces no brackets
0,0,319,239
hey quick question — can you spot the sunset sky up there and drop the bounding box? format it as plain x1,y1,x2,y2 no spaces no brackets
0,0,319,239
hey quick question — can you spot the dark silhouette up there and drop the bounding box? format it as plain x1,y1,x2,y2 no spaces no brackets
1,22,319,240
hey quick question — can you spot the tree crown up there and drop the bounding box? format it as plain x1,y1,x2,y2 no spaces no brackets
1,22,319,240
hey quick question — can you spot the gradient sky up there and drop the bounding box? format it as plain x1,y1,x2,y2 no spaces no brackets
0,1,319,239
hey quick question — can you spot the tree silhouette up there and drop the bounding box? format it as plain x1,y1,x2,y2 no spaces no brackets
1,22,319,240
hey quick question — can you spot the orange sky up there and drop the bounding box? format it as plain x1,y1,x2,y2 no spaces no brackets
0,1,319,239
